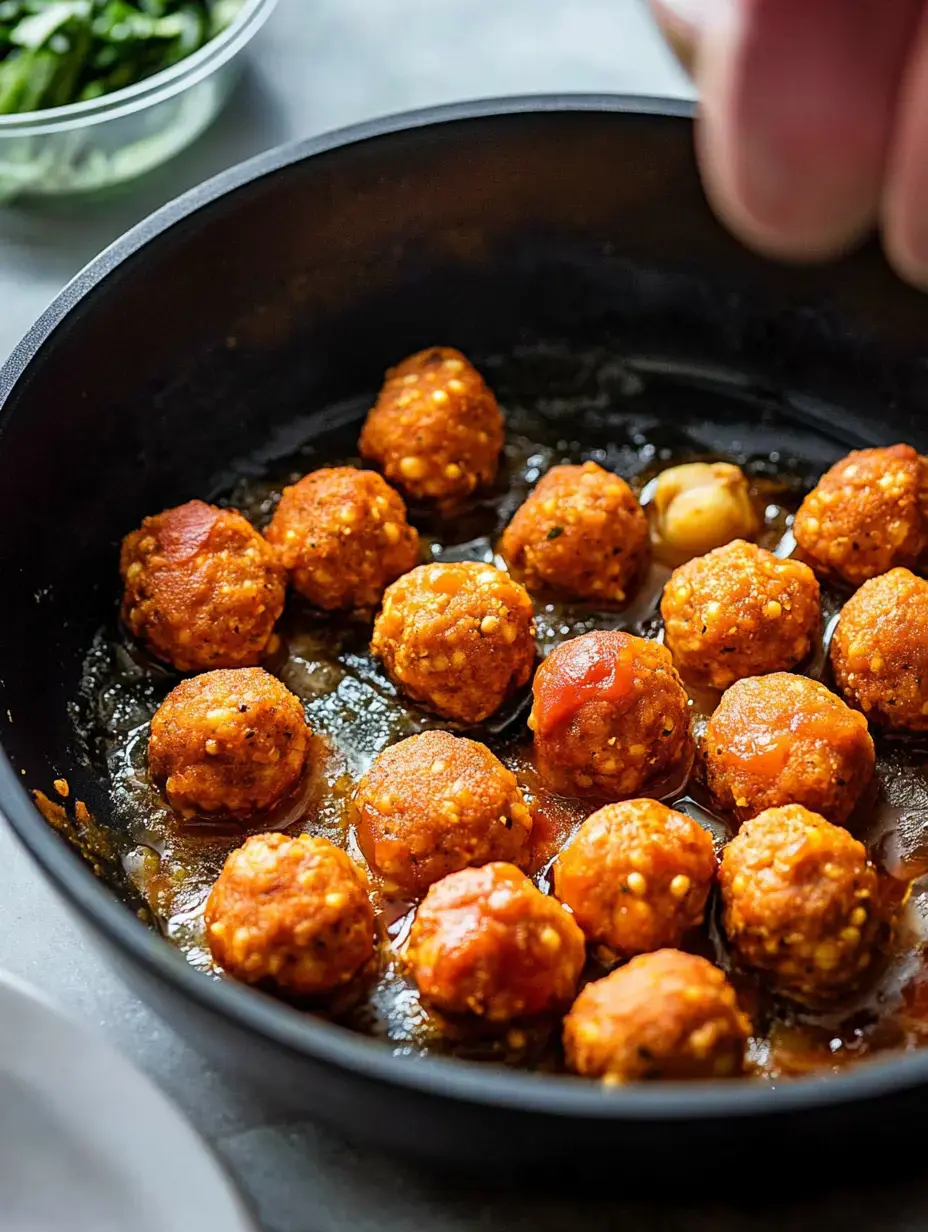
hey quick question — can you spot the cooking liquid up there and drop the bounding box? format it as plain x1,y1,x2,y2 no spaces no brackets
72,347,928,1078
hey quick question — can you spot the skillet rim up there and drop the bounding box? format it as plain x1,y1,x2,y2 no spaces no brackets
3,92,928,1121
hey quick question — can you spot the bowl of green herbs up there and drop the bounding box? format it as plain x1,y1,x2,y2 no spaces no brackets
0,0,277,201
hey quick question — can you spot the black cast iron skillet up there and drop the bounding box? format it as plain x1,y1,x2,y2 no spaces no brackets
4,96,928,1172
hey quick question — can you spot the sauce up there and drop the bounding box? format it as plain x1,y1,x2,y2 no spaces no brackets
157,500,220,561
65,345,928,1077
722,711,854,778
532,632,636,734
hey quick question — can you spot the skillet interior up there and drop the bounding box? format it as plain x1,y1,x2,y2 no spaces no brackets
5,98,928,1162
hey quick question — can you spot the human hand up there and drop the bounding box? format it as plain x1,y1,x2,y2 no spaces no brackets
650,0,928,286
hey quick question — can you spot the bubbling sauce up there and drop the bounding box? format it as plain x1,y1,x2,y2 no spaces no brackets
71,347,928,1078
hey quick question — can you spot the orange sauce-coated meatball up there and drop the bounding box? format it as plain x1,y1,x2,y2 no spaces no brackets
499,461,649,603
704,673,874,826
371,562,535,724
265,467,419,610
406,863,585,1021
359,347,504,502
793,444,928,585
205,833,374,996
553,800,716,957
121,500,286,672
563,950,750,1082
661,540,820,689
354,731,532,898
719,805,885,1004
831,567,928,731
149,668,310,817
529,630,691,798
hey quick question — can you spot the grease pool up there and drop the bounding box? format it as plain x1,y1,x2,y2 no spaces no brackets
71,346,928,1079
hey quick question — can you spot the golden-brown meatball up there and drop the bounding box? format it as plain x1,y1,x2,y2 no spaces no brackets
359,347,504,502
793,444,928,585
149,668,310,817
719,805,884,1004
354,731,532,898
661,540,821,689
553,800,716,957
205,833,374,996
528,630,691,798
121,500,286,672
371,562,535,724
704,673,875,826
831,567,928,731
406,863,585,1021
563,950,750,1082
650,462,759,562
499,462,649,603
265,467,419,610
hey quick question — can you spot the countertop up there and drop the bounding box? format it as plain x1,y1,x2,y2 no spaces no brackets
1,4,925,1230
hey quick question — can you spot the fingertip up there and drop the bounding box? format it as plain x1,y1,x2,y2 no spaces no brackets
649,0,702,76
882,8,928,290
696,0,915,265
882,237,928,294
695,109,873,264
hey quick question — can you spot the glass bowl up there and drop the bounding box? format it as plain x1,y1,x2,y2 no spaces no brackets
0,0,279,203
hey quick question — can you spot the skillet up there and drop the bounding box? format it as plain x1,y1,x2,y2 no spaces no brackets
3,95,928,1169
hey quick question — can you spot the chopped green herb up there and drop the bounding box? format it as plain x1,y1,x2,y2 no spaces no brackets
0,0,243,115
546,526,564,540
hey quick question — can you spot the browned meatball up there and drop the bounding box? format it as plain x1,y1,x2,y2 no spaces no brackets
719,805,884,1004
205,833,374,996
149,668,310,817
406,863,586,1021
121,500,286,672
661,540,821,689
553,800,716,957
354,731,532,898
528,630,691,798
793,444,928,585
359,347,504,502
499,462,649,603
704,673,875,826
831,567,928,731
371,562,535,724
265,467,419,610
563,950,750,1082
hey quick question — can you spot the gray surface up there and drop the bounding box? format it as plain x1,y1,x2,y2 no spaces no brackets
0,4,921,1230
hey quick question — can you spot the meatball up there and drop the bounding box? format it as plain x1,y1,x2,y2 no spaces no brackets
499,462,649,603
793,444,928,585
650,461,759,562
563,950,750,1082
831,567,928,731
719,805,884,1004
406,863,585,1021
149,668,310,817
121,500,286,672
529,630,691,798
704,673,875,826
359,346,504,502
553,800,716,957
205,833,374,996
355,731,532,898
661,540,821,689
371,562,535,724
265,467,419,610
